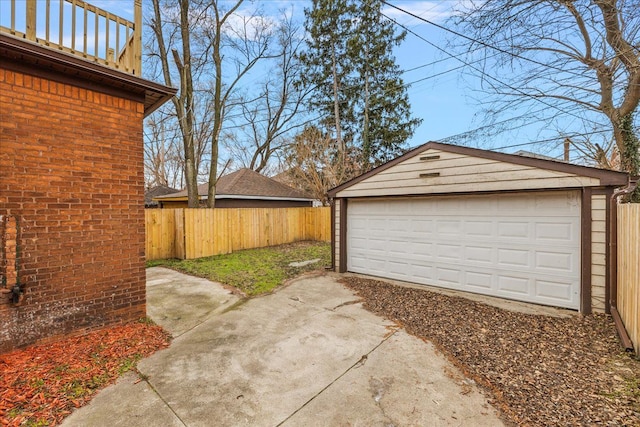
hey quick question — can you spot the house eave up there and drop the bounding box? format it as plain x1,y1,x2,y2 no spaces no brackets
0,33,176,117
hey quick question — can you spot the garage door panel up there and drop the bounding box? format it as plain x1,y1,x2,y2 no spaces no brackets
436,267,462,286
388,260,410,276
535,251,575,272
437,220,462,235
347,192,581,309
536,279,573,301
497,275,531,295
535,222,574,241
466,246,494,264
466,272,494,290
438,244,463,261
411,219,434,234
497,221,530,239
497,248,531,268
465,221,493,236
410,264,435,280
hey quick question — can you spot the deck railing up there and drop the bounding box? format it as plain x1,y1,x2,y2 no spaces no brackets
0,0,142,76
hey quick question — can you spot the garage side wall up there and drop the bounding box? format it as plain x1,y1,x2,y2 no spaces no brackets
333,199,341,272
0,68,146,352
591,194,607,312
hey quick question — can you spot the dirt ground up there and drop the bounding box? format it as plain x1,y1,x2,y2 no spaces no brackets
341,276,640,427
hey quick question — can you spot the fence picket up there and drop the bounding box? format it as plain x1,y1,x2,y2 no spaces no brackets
617,203,640,354
146,207,331,261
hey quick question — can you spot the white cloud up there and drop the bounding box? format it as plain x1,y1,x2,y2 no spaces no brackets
222,8,277,40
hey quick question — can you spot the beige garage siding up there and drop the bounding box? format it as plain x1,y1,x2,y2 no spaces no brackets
591,194,608,312
336,149,600,198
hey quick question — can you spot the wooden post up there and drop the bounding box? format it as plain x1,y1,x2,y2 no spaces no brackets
133,0,142,75
26,0,37,41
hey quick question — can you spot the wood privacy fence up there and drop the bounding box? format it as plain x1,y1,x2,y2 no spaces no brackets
145,207,331,261
617,203,640,355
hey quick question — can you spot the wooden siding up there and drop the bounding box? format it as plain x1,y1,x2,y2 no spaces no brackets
336,149,601,198
146,207,330,261
617,203,640,354
591,195,607,312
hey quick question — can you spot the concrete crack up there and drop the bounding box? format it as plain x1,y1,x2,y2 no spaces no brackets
330,299,362,311
140,373,188,427
274,327,400,427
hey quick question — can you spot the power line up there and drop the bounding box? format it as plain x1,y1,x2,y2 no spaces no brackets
380,11,607,129
381,0,592,80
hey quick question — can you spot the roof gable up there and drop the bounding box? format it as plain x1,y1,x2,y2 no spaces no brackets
329,142,629,198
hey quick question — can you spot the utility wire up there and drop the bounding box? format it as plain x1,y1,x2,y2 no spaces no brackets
382,0,593,80
380,11,607,129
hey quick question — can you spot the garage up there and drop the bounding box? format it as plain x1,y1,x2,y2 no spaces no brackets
329,142,629,313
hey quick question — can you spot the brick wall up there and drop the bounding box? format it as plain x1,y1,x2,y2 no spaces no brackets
0,67,147,352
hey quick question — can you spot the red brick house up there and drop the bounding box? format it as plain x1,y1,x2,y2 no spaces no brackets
0,1,175,352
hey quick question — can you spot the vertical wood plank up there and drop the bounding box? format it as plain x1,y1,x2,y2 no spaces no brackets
617,203,640,354
146,207,331,260
26,0,36,40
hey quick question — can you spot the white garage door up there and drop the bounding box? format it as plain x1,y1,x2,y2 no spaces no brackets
347,191,581,309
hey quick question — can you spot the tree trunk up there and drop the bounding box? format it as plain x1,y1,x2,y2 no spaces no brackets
207,18,224,209
331,43,344,155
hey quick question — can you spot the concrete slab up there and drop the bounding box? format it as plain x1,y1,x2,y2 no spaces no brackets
61,271,504,427
61,372,183,427
146,267,241,337
282,331,498,427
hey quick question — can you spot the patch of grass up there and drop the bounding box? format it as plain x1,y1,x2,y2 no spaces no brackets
148,241,331,295
117,355,143,375
25,418,50,427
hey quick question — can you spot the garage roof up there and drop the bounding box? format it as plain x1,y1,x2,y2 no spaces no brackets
328,142,629,198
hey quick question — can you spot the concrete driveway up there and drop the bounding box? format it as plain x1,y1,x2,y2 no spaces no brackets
61,268,504,427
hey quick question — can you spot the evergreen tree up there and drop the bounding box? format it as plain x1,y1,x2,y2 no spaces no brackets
350,0,421,168
299,0,421,173
298,0,357,155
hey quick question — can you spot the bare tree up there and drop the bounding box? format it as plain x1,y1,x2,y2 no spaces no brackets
147,0,274,207
199,1,274,207
224,12,311,174
149,0,201,207
452,0,640,179
284,125,361,205
143,105,183,188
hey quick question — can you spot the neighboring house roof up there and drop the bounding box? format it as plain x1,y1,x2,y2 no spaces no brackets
145,185,179,207
155,168,313,202
328,141,630,197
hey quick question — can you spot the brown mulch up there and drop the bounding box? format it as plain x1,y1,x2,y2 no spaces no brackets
341,276,640,427
0,322,171,427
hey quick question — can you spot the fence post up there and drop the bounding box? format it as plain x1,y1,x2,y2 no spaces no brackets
133,0,142,75
175,209,186,259
26,0,37,41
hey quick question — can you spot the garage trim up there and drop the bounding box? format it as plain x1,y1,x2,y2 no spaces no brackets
329,142,629,313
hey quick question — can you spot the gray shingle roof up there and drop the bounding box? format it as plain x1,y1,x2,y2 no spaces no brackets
155,168,312,200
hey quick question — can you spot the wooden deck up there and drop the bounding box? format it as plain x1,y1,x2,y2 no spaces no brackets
0,0,141,76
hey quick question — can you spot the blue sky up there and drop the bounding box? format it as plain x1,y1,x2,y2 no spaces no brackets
81,0,577,158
